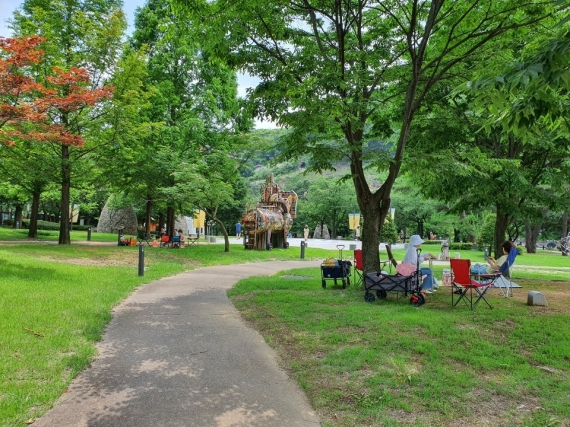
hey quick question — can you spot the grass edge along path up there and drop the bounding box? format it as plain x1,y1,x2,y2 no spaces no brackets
0,238,332,427
229,266,570,427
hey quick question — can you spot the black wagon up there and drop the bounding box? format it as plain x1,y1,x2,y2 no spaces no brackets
362,248,425,306
321,245,352,288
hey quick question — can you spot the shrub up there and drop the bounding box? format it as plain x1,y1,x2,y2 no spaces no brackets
21,220,60,231
379,220,398,244
70,225,92,231
449,242,473,250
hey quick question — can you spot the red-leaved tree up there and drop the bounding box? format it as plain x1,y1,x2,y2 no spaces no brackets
0,36,113,243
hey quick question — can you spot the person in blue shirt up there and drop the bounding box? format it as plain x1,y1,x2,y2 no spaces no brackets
235,222,242,239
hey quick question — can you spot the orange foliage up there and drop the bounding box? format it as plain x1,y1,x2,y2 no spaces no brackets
0,36,113,147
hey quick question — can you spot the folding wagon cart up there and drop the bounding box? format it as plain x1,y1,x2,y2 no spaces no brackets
321,245,352,289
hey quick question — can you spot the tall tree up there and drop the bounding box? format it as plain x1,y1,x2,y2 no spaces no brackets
1,36,114,237
302,177,354,239
405,19,570,257
122,0,244,238
177,0,564,271
12,0,125,244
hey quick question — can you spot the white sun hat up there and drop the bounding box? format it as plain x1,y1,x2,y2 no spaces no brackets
409,235,424,246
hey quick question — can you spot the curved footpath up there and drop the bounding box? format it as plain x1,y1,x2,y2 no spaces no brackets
33,261,322,427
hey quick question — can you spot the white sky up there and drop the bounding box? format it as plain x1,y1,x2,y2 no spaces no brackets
0,0,276,129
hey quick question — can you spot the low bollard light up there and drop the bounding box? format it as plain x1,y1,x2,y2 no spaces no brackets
300,241,305,259
138,244,144,276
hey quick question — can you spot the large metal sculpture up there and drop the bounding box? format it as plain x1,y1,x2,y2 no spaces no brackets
242,174,297,250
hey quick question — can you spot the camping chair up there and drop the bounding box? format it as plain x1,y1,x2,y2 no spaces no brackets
353,249,364,288
160,235,170,247
137,229,152,246
450,259,498,310
354,249,391,287
496,248,519,297
170,235,181,248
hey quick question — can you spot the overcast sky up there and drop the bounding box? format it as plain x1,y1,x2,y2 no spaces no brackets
0,0,276,129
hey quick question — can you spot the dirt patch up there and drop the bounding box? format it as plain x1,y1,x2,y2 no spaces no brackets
496,279,570,312
39,252,136,267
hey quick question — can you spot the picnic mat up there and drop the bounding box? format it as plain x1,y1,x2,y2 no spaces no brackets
492,276,522,288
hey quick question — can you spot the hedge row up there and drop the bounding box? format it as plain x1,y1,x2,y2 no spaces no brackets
3,220,93,231
410,241,476,250
449,242,476,250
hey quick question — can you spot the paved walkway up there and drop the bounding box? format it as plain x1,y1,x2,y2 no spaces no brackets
33,261,322,427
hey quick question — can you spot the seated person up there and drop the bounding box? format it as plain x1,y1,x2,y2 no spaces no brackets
486,240,516,278
402,234,437,293
152,237,160,248
119,235,129,246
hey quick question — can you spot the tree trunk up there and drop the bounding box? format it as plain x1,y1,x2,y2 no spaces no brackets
13,205,23,229
360,201,383,273
214,217,230,252
145,196,153,238
417,220,424,238
453,228,461,242
493,210,510,258
28,189,41,238
59,145,71,244
525,221,537,253
331,211,337,238
166,207,175,238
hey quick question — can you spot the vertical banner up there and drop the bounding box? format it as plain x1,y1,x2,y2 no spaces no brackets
348,213,360,230
194,210,206,229
69,204,80,223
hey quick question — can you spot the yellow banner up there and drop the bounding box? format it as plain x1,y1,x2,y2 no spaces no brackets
348,213,360,230
194,210,206,228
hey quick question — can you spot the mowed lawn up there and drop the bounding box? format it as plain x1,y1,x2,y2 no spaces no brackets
229,251,570,427
1,229,569,427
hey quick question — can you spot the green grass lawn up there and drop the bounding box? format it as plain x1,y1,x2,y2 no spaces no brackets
229,266,570,427
1,227,569,427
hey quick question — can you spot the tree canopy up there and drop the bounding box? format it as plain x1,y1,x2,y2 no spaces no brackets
175,0,567,269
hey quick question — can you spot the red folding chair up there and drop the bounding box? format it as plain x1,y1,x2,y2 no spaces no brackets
160,235,170,247
450,259,498,310
353,249,364,287
354,249,391,288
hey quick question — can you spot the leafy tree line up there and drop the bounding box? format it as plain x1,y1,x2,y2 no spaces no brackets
2,0,570,261
0,0,254,251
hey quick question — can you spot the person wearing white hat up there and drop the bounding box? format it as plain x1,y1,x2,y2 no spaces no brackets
403,234,437,293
